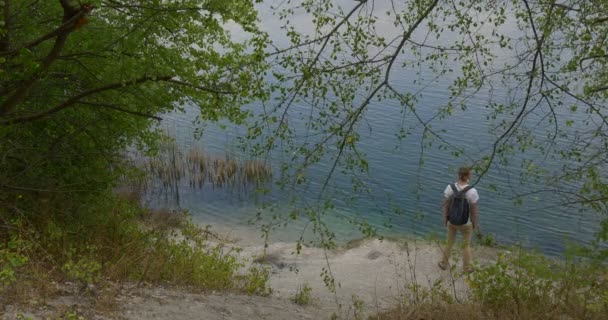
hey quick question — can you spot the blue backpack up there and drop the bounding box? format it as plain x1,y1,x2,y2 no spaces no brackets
448,184,472,225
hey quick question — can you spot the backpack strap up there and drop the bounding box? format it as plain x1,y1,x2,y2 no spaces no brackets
461,186,473,194
449,183,458,194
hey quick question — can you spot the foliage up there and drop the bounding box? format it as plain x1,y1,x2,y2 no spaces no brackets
1,1,608,316
291,283,313,305
243,265,272,296
406,279,454,306
0,236,29,288
350,294,365,320
62,253,102,290
0,0,270,303
378,247,607,320
0,193,270,303
0,0,268,231
468,250,608,319
475,231,496,247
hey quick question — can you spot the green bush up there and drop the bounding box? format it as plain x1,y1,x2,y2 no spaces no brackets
0,193,270,301
62,251,102,289
468,250,608,319
0,236,29,288
291,283,313,305
243,265,272,296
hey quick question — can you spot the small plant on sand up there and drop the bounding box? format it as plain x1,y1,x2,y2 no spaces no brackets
291,283,313,305
475,231,496,247
62,249,102,291
407,279,455,306
351,294,365,320
242,265,272,296
60,310,87,320
0,236,29,289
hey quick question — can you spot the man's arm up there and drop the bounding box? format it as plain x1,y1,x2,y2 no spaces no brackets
442,185,452,226
442,197,450,226
470,202,479,229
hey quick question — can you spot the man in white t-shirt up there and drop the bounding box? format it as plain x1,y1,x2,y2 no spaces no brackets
438,167,479,273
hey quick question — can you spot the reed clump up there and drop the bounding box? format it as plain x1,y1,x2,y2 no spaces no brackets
138,141,272,195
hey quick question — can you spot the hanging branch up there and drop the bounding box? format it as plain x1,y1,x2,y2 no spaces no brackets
0,1,93,116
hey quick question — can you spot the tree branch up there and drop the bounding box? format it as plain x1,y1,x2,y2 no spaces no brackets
101,0,208,13
579,54,608,69
0,2,92,116
317,0,440,196
0,5,88,57
592,16,608,25
471,0,543,187
78,101,163,120
589,85,608,93
0,0,9,52
162,79,234,95
0,75,172,125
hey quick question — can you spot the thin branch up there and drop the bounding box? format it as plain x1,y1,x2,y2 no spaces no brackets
316,56,391,73
0,0,9,52
471,0,543,187
0,6,88,56
318,0,440,196
0,3,92,116
79,101,162,120
589,85,608,93
579,54,608,69
101,0,207,12
0,75,172,125
162,79,234,95
591,16,608,25
544,76,608,127
267,0,367,59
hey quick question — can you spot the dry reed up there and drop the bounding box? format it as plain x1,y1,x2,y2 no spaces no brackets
135,141,272,197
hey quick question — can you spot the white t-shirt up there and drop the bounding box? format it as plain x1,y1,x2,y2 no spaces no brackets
444,182,479,224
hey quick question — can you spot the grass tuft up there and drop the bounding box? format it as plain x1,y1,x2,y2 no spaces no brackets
291,283,313,305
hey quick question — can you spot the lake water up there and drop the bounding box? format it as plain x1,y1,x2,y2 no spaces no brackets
151,84,601,258
146,3,603,257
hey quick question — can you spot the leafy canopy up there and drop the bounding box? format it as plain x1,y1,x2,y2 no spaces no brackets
0,0,268,202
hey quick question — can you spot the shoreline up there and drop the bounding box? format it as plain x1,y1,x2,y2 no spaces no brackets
2,220,500,320
201,221,500,315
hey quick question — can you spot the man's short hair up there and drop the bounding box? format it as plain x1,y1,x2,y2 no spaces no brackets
458,167,472,180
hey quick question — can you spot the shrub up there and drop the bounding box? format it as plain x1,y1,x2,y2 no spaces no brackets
468,250,608,319
291,283,313,305
0,236,29,288
62,254,102,290
243,265,272,296
0,192,271,304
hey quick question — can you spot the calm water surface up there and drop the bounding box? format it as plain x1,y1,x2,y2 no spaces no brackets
147,4,602,257
151,80,600,257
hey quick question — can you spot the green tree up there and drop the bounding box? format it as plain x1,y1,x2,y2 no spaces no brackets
0,0,268,203
0,0,272,299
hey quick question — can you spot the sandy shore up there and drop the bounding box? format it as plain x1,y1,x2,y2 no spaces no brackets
3,223,498,319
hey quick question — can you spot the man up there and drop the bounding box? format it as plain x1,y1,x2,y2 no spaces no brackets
438,167,479,273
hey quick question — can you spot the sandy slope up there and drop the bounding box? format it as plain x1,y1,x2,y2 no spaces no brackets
2,225,497,320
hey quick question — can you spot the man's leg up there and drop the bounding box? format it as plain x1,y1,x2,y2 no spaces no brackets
440,223,457,269
461,224,473,272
